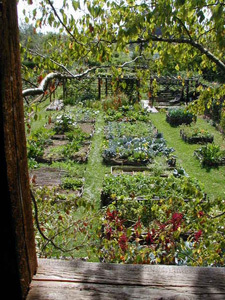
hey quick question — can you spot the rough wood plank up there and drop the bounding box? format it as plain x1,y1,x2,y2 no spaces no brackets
28,281,222,300
26,259,225,299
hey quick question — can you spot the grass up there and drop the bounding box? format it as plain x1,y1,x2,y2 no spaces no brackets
68,111,110,261
82,112,110,206
149,112,225,200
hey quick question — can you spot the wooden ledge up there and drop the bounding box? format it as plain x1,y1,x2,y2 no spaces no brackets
26,258,225,299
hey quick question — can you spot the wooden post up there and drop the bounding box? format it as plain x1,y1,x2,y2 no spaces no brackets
137,79,140,101
149,78,153,106
186,79,189,102
98,77,101,100
0,1,37,299
63,78,67,100
105,77,108,97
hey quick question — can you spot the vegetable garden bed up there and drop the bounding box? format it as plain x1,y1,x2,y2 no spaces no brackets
37,140,91,164
100,172,204,207
166,108,195,127
180,128,214,144
30,166,84,199
28,114,95,164
102,120,174,166
194,148,225,167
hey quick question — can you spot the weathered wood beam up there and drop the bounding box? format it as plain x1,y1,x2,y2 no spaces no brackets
0,1,37,299
27,259,225,300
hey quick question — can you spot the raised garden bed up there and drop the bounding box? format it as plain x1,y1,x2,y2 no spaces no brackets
100,172,204,207
30,166,84,199
102,119,174,166
166,108,195,127
104,104,152,122
102,136,174,166
104,121,158,139
180,128,214,144
36,141,91,164
111,165,150,175
194,143,225,167
28,116,95,164
110,165,174,177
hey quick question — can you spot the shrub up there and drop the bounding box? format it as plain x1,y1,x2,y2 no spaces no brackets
166,108,195,126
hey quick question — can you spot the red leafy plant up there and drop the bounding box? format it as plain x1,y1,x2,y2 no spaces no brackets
99,208,188,264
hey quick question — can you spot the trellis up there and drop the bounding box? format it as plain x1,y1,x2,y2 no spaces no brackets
62,74,200,105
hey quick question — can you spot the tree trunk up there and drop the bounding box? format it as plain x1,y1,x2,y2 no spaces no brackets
0,1,37,299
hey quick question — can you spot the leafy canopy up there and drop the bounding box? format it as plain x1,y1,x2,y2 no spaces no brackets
20,0,225,76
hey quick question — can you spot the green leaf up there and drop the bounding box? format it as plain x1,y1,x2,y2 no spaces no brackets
72,0,80,10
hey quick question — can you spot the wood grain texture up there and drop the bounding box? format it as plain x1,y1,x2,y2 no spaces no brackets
0,1,37,298
26,259,225,299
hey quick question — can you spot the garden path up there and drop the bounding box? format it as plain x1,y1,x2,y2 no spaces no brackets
82,111,109,206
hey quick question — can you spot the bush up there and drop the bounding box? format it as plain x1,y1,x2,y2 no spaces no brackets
166,108,195,126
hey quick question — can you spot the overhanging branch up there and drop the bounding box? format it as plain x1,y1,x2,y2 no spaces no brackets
22,56,143,97
22,67,97,97
138,35,225,72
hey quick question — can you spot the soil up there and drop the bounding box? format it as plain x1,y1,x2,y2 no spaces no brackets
78,122,95,136
29,167,83,198
71,144,90,163
29,167,66,186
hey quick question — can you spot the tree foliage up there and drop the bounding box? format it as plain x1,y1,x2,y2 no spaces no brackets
19,0,225,110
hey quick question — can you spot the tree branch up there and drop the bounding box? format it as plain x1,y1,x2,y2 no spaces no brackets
28,48,75,77
174,16,193,40
22,56,143,97
130,36,225,72
46,0,85,47
22,67,97,97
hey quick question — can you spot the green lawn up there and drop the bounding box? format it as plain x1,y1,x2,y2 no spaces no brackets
149,112,225,200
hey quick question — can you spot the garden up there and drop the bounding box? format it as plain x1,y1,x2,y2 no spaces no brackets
18,0,225,268
26,92,225,267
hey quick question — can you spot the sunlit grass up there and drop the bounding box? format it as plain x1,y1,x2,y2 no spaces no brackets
149,112,225,199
